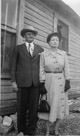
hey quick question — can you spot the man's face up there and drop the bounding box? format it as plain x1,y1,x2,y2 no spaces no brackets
24,32,35,43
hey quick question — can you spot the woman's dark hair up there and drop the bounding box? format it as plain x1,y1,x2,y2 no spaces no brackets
47,32,61,43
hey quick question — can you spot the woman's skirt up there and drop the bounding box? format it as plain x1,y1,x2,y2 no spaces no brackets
38,73,69,122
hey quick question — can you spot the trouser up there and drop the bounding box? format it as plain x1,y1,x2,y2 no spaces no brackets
17,85,39,135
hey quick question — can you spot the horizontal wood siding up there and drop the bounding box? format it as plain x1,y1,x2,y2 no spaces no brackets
69,27,80,90
24,0,54,48
0,80,17,115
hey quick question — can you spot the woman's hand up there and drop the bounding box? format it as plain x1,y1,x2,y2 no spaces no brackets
39,82,47,94
65,80,70,92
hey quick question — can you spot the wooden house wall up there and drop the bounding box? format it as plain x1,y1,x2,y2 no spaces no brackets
22,0,80,91
24,0,54,49
68,26,80,91
55,12,80,91
0,80,17,115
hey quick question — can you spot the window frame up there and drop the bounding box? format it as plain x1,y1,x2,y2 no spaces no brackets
1,29,16,79
57,19,70,55
1,0,19,78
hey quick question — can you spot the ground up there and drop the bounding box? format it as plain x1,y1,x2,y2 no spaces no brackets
0,92,80,136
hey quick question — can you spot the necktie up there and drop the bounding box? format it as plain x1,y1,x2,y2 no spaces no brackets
28,44,31,55
28,43,34,56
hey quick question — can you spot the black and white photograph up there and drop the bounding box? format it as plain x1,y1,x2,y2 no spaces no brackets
1,0,80,135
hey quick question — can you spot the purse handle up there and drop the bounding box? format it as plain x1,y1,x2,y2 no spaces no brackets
39,94,47,101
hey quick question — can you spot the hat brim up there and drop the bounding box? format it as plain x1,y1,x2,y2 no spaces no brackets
21,29,38,37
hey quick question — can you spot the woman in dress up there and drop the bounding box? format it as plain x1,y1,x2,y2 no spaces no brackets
39,32,70,136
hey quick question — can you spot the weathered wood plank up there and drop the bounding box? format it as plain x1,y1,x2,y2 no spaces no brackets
70,73,80,78
71,80,80,84
70,45,80,53
1,93,17,100
0,107,17,115
70,26,80,36
1,80,11,86
1,100,17,108
70,51,80,59
27,0,53,15
69,63,80,69
24,7,53,26
34,39,49,49
70,41,80,50
36,35,46,43
25,0,53,20
70,30,80,41
69,57,80,65
1,86,13,93
69,62,80,68
70,40,80,51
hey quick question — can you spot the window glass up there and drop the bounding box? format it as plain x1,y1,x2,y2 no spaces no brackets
58,20,68,52
1,0,17,28
1,0,17,77
1,30,16,77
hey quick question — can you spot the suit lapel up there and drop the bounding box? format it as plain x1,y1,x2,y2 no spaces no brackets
32,44,38,58
21,43,39,59
22,43,31,59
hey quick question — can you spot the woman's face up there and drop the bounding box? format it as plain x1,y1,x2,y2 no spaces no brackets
49,36,59,48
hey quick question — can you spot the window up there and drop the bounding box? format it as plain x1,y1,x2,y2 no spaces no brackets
57,20,69,52
1,0,18,77
1,0,17,28
1,30,16,77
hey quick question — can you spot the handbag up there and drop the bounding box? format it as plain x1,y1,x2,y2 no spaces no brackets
38,94,50,113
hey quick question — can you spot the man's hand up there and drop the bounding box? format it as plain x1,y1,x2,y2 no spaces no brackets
41,94,47,100
11,81,18,92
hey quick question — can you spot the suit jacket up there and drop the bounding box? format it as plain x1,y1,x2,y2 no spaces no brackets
11,43,44,87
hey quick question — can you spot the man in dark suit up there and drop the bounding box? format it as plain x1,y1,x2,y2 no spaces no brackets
11,26,44,135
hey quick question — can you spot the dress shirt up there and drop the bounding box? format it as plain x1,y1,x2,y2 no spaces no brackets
25,42,34,56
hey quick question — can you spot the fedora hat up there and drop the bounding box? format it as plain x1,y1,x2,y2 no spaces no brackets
21,26,38,37
47,32,61,43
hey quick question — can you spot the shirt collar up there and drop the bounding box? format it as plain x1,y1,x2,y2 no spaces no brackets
56,49,63,55
50,49,62,55
25,42,34,48
47,48,62,56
